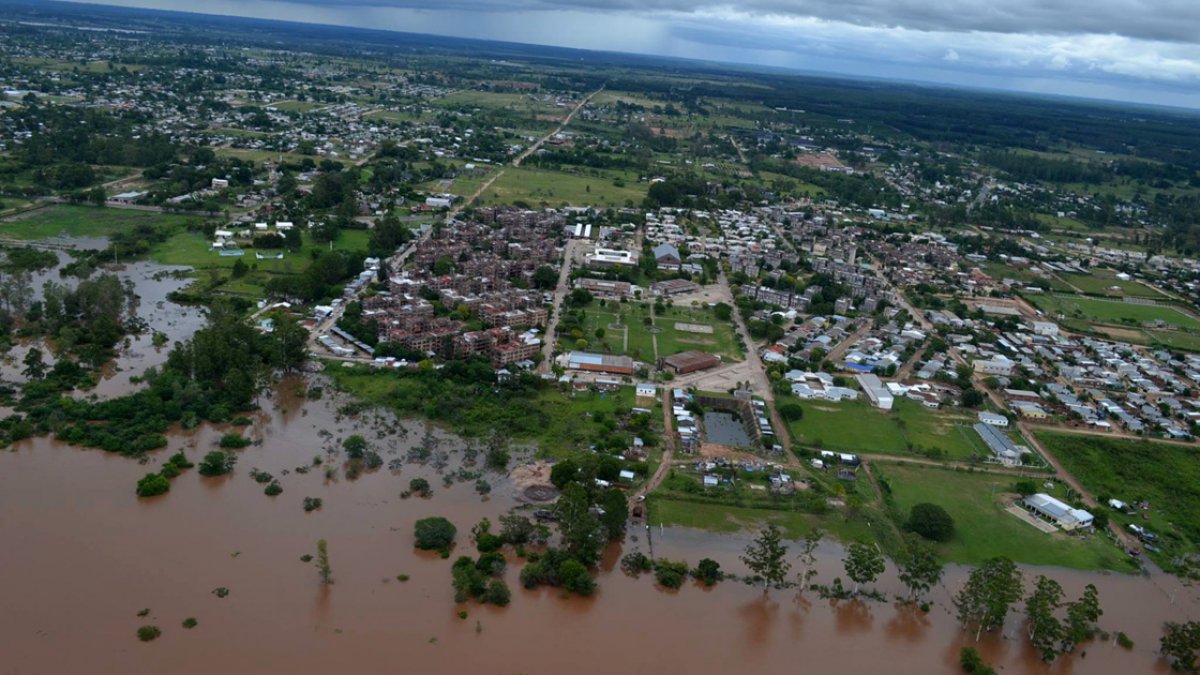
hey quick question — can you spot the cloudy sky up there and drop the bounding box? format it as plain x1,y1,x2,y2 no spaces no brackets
78,0,1200,109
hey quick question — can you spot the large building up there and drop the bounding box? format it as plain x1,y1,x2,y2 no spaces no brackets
973,421,1022,466
856,373,894,410
1023,493,1095,531
659,350,721,375
566,351,635,375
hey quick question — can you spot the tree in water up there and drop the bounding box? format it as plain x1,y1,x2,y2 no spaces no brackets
954,557,1023,642
1025,575,1065,662
794,529,823,592
741,524,791,594
897,537,944,603
1162,621,1200,674
843,543,885,595
316,539,333,584
555,483,603,566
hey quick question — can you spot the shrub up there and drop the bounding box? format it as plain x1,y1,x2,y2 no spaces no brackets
302,497,323,512
182,618,198,629
219,434,251,449
414,517,457,551
907,502,955,542
1116,631,1134,649
484,578,511,606
166,451,193,469
558,560,595,596
476,551,506,577
620,552,653,576
693,558,723,586
476,532,503,553
779,403,804,421
654,559,689,589
264,481,283,496
137,626,161,642
136,472,170,497
198,451,236,477
499,515,537,545
407,477,432,498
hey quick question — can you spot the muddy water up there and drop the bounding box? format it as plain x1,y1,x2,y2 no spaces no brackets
1,381,1198,674
0,240,205,398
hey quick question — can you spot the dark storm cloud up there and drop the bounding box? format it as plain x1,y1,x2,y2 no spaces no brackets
274,0,1200,44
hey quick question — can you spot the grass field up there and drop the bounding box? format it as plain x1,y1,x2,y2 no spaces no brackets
1035,430,1200,572
568,302,742,362
647,497,879,544
877,463,1131,571
0,204,209,240
1029,294,1200,331
1060,270,1164,298
788,397,990,461
478,166,645,208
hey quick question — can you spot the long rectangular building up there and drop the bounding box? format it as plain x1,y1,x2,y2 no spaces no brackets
856,373,893,410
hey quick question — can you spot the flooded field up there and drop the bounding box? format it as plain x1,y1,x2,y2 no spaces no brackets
703,411,753,447
0,239,206,399
2,379,1198,674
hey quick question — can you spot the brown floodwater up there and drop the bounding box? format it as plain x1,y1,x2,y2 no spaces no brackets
1,379,1198,675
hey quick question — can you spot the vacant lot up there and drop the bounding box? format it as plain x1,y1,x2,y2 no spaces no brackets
1060,270,1164,298
1036,430,1200,571
877,463,1130,571
478,166,645,208
0,204,207,241
569,301,741,362
788,397,989,461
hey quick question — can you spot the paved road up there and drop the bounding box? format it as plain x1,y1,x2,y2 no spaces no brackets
539,238,588,373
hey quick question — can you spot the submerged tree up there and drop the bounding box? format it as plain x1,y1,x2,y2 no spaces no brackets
843,543,886,595
741,524,791,593
1025,575,1065,662
1162,621,1200,674
316,539,333,585
955,557,1023,641
897,538,944,603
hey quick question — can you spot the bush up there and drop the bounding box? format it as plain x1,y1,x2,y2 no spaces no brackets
182,618,198,629
137,626,161,642
264,481,283,496
621,552,654,576
407,477,432,498
136,472,170,497
558,560,595,596
779,403,804,421
219,434,251,449
1013,479,1037,497
198,451,236,477
414,516,457,551
475,551,506,577
693,558,723,585
908,502,955,542
483,578,511,606
654,559,689,589
476,532,503,553
165,451,194,469
302,496,323,512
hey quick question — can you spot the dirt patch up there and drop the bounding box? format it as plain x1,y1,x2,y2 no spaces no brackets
509,461,558,502
811,406,839,413
1093,325,1146,341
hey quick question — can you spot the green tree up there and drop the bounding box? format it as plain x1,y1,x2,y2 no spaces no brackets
22,347,46,380
1025,575,1065,662
556,483,603,566
795,529,823,591
897,538,944,602
558,559,596,596
1064,584,1102,651
343,434,368,459
843,542,885,595
414,517,457,551
693,558,723,585
955,557,1023,642
316,538,333,584
198,450,236,477
1162,621,1200,674
531,266,558,289
779,403,804,421
908,502,955,542
598,488,629,541
135,472,170,497
741,524,791,593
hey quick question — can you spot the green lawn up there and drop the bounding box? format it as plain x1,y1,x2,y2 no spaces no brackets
647,496,878,545
566,302,741,362
1028,294,1200,331
1035,431,1200,573
0,204,207,240
876,463,1131,571
788,397,988,461
1060,271,1164,298
478,166,645,208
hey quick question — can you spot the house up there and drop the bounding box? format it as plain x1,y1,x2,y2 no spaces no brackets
1032,321,1059,337
635,383,657,404
974,358,1015,377
211,178,230,190
653,243,682,271
978,411,1009,427
1012,401,1049,419
1023,493,1094,531
857,373,893,410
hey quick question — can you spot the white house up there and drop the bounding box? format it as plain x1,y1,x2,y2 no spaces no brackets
978,411,1009,427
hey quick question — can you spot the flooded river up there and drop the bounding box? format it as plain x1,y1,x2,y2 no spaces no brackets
2,378,1198,674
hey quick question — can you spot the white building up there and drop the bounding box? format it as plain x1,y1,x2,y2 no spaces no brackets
1024,493,1095,531
978,411,1009,427
1032,321,1059,337
856,373,894,410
